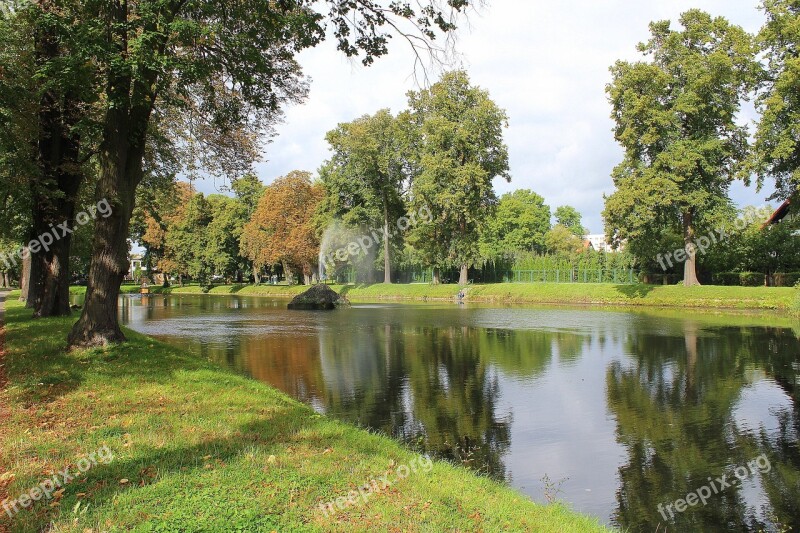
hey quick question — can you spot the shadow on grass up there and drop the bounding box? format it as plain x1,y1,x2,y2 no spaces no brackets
2,305,85,405
613,283,656,299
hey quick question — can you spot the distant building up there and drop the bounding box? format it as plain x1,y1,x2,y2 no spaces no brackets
584,234,623,253
127,253,145,281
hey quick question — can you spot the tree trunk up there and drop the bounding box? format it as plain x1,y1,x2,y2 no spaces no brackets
254,265,261,284
67,159,137,347
283,262,293,285
28,5,84,318
432,268,441,285
19,246,30,301
68,92,152,346
383,197,392,284
458,265,468,286
682,210,701,287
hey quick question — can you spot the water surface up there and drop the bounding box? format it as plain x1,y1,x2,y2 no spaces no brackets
116,294,800,532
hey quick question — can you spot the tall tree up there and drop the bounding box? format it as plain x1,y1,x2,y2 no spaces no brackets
752,0,800,200
404,70,510,285
0,2,95,317
240,171,323,285
65,0,472,347
604,10,757,286
554,205,586,237
319,109,407,283
480,189,550,258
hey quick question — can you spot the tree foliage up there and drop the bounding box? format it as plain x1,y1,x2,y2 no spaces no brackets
554,206,587,237
241,171,323,283
752,0,800,200
604,10,757,286
480,189,550,258
319,109,408,282
403,70,510,284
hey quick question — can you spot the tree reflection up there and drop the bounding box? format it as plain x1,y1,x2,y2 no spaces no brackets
608,317,800,532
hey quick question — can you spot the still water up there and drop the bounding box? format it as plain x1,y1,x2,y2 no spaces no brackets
117,294,799,532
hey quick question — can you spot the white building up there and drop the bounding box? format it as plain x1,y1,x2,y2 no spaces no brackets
585,234,623,253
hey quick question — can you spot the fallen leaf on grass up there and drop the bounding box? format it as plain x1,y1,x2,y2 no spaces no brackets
119,479,129,485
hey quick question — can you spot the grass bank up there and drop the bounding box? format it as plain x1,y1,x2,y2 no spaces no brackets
0,298,609,532
105,282,800,311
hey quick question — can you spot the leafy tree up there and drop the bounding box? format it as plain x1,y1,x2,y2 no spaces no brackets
65,0,472,347
554,206,587,237
404,70,510,285
752,0,800,200
544,224,584,258
136,182,195,283
603,10,757,286
231,174,266,218
0,3,96,317
319,109,407,283
240,171,323,285
162,188,212,286
480,189,550,258
205,195,248,282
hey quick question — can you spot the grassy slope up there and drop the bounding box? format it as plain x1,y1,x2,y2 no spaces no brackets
103,282,799,311
0,299,610,533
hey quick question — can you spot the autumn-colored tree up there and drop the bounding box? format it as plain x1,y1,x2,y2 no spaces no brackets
135,182,195,283
240,171,323,284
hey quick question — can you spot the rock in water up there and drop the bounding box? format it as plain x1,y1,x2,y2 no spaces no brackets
287,284,349,310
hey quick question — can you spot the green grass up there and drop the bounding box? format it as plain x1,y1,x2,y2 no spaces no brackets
0,298,611,532
91,281,799,311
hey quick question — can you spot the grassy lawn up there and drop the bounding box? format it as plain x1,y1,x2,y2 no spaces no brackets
0,297,610,532
94,281,800,311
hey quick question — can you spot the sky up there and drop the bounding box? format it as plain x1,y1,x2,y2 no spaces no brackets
191,0,777,235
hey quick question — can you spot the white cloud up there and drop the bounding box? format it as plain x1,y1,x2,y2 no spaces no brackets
192,0,776,233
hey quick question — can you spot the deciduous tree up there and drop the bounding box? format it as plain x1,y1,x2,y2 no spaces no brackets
554,206,587,238
480,189,550,258
319,109,407,283
240,171,323,285
404,70,510,285
604,10,757,286
752,0,800,200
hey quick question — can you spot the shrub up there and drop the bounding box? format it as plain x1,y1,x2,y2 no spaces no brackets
739,272,765,286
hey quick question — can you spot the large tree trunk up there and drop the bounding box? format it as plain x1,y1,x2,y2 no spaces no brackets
27,10,85,318
682,210,701,287
68,58,153,347
67,149,138,347
458,265,468,286
383,198,392,284
432,268,441,285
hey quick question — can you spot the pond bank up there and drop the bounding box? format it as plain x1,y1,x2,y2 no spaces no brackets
0,298,610,532
106,282,799,311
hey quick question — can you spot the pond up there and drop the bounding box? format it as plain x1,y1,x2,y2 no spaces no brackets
114,293,799,532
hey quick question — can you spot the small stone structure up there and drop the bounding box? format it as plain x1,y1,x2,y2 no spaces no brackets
287,284,349,310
